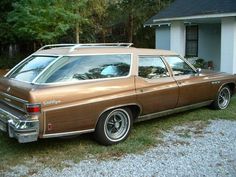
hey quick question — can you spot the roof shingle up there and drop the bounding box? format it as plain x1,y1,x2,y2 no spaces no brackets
144,0,236,26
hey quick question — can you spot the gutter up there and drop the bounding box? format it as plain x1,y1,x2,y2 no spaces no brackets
144,12,236,27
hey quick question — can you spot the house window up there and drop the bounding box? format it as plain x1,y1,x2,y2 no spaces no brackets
185,26,198,57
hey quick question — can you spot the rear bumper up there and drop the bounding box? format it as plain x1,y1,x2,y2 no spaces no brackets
0,107,39,143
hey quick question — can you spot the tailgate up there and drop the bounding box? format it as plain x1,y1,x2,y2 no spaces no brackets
0,77,37,112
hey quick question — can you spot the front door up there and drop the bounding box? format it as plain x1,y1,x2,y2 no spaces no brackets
164,56,214,107
135,56,179,115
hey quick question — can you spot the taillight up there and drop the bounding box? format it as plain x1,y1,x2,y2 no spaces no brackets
25,104,41,114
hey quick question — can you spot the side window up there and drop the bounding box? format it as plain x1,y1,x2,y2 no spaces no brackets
36,54,131,83
165,56,196,76
138,56,169,79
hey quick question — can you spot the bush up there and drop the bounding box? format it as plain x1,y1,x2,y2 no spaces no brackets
193,58,207,69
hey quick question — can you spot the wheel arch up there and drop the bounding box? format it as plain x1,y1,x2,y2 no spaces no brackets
218,82,235,96
95,103,142,128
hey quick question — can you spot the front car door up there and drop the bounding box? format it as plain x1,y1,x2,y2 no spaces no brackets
164,56,214,107
135,56,179,115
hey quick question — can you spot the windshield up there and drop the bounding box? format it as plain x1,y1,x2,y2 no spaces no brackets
36,54,131,84
8,56,57,82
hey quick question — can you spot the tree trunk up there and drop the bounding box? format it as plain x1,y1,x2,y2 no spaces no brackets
76,24,80,43
128,13,134,43
102,30,106,43
9,44,13,58
33,42,37,51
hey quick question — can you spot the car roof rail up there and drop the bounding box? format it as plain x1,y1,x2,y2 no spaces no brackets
69,43,133,52
36,43,133,52
36,44,76,52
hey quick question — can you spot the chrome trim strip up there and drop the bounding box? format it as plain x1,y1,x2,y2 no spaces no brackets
44,93,137,112
43,129,95,138
0,100,26,113
0,92,28,104
35,75,133,86
136,100,213,122
0,107,18,123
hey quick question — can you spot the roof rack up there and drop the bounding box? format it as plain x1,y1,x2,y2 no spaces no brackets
36,43,133,52
36,44,76,52
69,43,133,52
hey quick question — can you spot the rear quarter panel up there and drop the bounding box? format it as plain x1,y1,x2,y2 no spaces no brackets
31,77,136,135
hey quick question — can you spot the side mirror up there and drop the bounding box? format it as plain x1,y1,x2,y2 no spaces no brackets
196,68,201,74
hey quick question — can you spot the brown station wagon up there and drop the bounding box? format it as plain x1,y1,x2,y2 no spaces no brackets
0,43,236,145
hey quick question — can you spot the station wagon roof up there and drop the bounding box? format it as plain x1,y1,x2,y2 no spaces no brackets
34,47,178,56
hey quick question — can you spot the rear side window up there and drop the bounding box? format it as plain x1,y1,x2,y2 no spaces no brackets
36,54,131,83
8,56,57,82
165,56,196,76
138,56,169,79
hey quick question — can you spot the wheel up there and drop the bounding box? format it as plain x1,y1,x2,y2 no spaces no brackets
94,108,133,145
212,86,231,110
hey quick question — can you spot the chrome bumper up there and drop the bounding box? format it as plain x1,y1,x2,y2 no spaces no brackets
0,108,39,143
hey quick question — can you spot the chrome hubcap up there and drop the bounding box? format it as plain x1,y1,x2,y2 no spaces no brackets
218,87,230,109
104,109,130,141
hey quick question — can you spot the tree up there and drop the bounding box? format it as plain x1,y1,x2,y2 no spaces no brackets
113,0,172,43
8,0,87,45
88,0,110,42
0,0,14,44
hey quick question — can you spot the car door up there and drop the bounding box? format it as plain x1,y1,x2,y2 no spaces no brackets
135,55,179,115
164,56,214,107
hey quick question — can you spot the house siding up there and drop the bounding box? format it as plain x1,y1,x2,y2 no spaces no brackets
170,21,185,57
198,24,221,71
155,26,170,50
221,17,236,74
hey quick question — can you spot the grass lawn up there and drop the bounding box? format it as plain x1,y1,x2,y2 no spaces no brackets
0,95,236,172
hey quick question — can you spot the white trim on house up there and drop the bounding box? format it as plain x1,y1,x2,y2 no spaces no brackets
144,13,236,27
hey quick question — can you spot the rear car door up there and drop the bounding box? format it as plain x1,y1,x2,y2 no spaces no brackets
164,56,214,107
135,56,179,115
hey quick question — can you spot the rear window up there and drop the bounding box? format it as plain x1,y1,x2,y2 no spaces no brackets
8,56,57,82
36,54,131,83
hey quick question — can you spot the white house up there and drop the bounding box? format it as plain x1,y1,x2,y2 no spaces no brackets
144,0,236,74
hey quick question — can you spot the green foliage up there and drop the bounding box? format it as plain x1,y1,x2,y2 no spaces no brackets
8,0,87,43
193,58,207,69
2,0,171,45
0,0,14,44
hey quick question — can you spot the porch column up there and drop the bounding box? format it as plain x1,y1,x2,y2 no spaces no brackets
170,21,185,57
221,17,236,74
